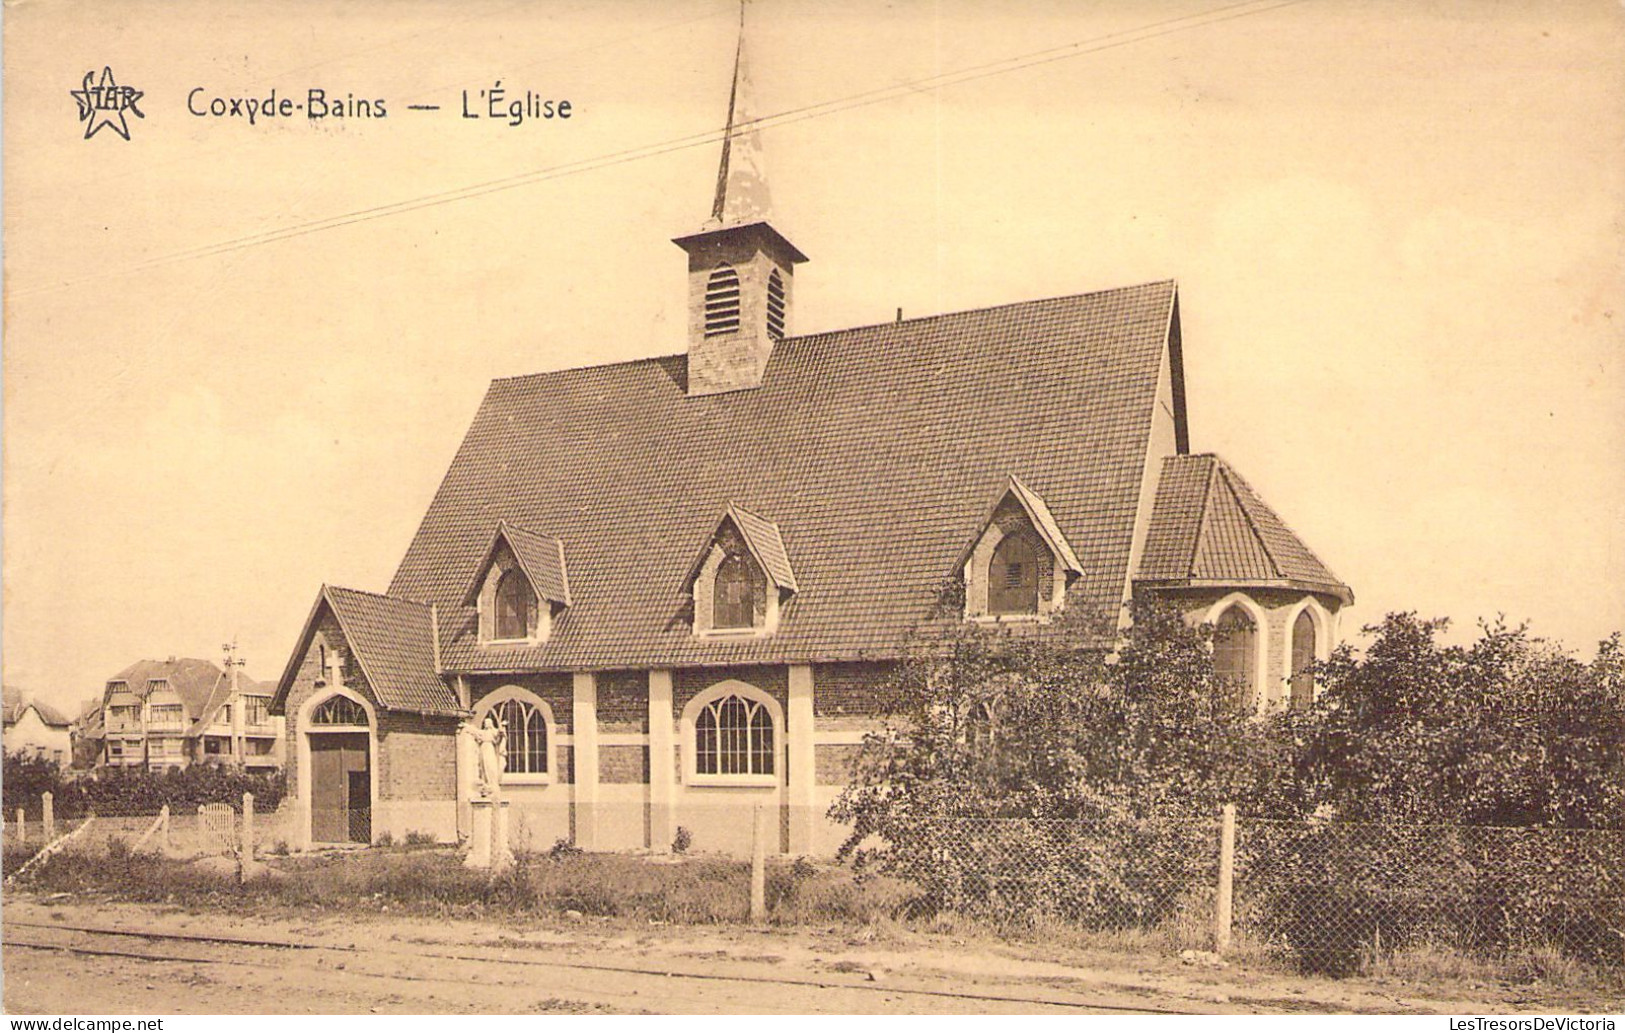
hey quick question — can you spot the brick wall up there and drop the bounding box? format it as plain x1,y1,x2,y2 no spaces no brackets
596,671,648,733
378,711,458,802
811,661,899,717
674,665,787,713
468,673,573,734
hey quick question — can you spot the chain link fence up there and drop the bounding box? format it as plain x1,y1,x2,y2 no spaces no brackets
870,810,1624,975
4,790,299,867
1234,817,1625,975
866,814,1219,942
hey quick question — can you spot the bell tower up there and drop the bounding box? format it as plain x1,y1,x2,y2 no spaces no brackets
674,4,807,397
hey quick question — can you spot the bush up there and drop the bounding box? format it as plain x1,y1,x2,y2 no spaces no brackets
2,755,287,820
672,826,692,854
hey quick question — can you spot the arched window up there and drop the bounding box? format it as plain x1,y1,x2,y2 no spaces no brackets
494,570,535,641
965,701,995,751
704,266,741,336
713,552,755,629
1213,607,1258,708
766,269,786,339
695,693,774,776
1290,609,1317,712
988,533,1042,615
495,697,547,774
310,695,367,726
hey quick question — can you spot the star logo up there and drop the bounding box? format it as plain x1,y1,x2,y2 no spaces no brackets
71,67,145,140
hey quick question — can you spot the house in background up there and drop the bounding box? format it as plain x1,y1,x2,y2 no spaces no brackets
100,652,285,771
71,700,104,769
272,25,1351,853
2,686,73,767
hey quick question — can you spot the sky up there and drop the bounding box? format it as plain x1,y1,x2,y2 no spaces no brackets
4,0,1622,715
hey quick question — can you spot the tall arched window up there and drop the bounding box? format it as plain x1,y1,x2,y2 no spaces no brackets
695,693,774,776
1290,609,1317,712
494,570,535,641
310,695,367,726
1213,606,1258,708
495,697,548,774
989,533,1042,615
965,701,995,751
704,266,741,335
713,552,755,629
766,269,786,339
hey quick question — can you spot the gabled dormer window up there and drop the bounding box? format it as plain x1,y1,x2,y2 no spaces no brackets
465,522,571,647
685,504,797,638
960,475,1084,622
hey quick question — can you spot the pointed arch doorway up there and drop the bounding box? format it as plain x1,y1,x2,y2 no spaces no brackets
307,693,372,843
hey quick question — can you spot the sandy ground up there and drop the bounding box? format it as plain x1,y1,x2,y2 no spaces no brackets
3,894,1619,1015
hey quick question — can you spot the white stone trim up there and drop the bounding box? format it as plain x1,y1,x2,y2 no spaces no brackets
572,672,598,849
294,683,379,849
1279,596,1334,708
679,679,785,789
648,670,675,852
1203,591,1271,714
472,684,558,785
787,666,816,853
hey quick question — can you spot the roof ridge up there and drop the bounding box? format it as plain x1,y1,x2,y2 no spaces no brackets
1219,461,1342,585
792,278,1178,342
489,279,1178,387
1214,462,1284,580
1188,456,1220,578
325,583,431,608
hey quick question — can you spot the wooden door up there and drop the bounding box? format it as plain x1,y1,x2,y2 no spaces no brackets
310,733,369,843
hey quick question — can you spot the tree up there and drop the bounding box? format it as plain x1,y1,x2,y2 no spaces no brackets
1301,614,1624,829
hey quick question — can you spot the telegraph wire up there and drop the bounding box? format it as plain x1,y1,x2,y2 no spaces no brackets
12,0,1304,298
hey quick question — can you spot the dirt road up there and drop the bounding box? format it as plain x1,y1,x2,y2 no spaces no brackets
2,896,1609,1014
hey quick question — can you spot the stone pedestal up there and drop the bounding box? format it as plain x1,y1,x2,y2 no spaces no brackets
464,798,513,871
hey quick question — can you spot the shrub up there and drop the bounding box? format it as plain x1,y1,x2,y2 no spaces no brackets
672,826,692,854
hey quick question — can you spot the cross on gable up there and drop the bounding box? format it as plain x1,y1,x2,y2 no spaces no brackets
323,646,346,690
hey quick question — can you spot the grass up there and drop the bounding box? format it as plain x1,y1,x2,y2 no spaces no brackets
6,841,917,927
7,842,1620,996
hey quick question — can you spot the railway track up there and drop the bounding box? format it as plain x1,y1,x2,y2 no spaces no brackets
3,917,1191,1014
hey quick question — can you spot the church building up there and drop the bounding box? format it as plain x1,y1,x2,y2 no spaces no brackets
271,28,1351,854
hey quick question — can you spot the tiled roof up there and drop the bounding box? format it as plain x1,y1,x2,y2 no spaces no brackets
2,699,70,728
273,585,459,716
103,658,227,721
1136,454,1351,604
390,279,1181,670
186,673,272,736
464,523,572,606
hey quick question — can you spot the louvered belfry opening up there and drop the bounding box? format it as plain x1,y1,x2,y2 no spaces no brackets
705,266,742,336
766,269,786,339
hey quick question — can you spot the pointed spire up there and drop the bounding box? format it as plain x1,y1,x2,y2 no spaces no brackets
708,1,771,228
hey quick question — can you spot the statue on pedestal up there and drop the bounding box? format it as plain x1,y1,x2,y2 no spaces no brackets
467,712,507,801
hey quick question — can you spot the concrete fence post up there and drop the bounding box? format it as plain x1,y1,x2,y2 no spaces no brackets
750,804,768,924
242,793,255,860
1215,802,1236,953
15,808,25,844
42,793,55,841
159,805,170,852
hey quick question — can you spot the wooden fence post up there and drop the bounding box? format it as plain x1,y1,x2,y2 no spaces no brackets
15,808,25,844
159,805,170,852
42,792,54,841
750,804,767,924
1215,803,1236,953
242,793,255,860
